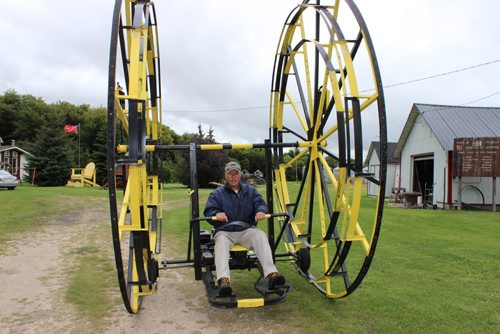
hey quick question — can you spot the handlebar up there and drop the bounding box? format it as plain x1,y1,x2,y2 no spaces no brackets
190,213,288,223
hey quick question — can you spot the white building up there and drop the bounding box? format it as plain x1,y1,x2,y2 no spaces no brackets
393,103,500,207
365,141,399,197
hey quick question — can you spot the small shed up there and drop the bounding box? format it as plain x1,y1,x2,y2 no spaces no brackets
393,103,500,207
0,140,32,180
365,141,399,197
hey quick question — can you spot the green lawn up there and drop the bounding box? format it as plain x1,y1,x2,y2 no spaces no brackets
0,185,107,247
0,184,498,332
162,183,500,333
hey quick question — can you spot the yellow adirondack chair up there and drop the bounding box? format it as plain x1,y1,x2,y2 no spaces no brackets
66,162,98,187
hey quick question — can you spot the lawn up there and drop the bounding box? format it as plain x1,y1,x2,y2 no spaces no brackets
0,183,498,332
161,183,499,333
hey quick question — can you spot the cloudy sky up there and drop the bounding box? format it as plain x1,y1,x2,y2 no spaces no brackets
1,0,499,150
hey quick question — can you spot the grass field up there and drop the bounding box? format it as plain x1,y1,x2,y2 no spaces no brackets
0,184,498,332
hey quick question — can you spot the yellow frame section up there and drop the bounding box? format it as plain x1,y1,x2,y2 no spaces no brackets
115,0,163,309
270,4,383,298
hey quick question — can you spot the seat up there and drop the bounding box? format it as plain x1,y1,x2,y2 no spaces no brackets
231,244,250,252
66,162,98,187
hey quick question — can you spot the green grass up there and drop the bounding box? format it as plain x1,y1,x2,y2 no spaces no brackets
0,185,106,247
1,183,498,332
0,185,114,330
65,241,116,328
161,183,500,333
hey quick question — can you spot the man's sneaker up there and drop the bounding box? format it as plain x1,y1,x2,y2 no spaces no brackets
267,272,285,289
218,277,232,297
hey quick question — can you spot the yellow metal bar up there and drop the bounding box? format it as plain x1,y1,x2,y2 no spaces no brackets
334,167,347,212
117,144,156,153
277,164,291,205
285,91,308,133
297,16,314,123
128,165,146,229
347,178,363,239
120,226,150,232
128,29,143,98
118,180,131,241
356,223,370,255
312,42,333,135
231,143,253,150
115,91,129,135
125,0,132,61
200,144,223,150
299,157,313,223
130,251,140,312
284,148,308,168
360,93,378,111
316,92,378,145
312,160,333,295
136,290,156,297
339,41,359,97
340,178,351,240
326,290,347,299
237,298,265,308
333,0,341,20
273,171,284,211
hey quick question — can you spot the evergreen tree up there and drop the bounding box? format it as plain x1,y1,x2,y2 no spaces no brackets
27,124,74,186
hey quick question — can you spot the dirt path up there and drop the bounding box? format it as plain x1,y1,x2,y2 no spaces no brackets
0,199,298,334
0,208,94,333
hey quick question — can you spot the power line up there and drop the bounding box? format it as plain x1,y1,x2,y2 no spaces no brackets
168,105,269,113
419,90,500,113
462,90,500,106
383,59,500,89
167,59,500,113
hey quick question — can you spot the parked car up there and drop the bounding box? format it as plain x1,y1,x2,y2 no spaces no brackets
0,170,18,190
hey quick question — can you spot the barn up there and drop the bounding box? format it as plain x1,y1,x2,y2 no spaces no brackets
365,141,399,197
0,139,32,180
393,103,500,208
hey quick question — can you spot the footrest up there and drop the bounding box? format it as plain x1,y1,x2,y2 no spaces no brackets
201,269,289,308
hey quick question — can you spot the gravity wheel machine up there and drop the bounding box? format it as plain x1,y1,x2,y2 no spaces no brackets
107,0,387,313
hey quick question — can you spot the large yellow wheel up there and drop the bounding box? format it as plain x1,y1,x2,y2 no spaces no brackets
107,0,163,313
270,0,387,298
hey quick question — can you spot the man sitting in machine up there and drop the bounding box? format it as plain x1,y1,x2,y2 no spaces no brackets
204,161,285,296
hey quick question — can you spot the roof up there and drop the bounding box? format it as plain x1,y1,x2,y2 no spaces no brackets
0,145,32,156
364,141,398,165
394,103,500,158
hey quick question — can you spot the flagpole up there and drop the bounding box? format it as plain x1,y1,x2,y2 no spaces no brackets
78,123,81,168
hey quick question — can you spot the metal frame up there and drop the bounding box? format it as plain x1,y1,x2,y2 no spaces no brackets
107,0,387,314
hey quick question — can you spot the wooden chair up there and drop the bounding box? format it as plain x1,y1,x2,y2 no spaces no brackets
66,162,98,187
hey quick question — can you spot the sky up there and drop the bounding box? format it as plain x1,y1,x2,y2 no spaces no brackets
1,0,499,152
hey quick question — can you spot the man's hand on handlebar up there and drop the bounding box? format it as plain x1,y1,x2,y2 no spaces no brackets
215,212,228,222
255,211,266,221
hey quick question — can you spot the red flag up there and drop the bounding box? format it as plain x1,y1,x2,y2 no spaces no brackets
64,124,78,134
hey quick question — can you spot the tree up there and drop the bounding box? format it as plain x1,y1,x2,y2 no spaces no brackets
284,148,309,181
0,90,20,143
172,126,228,187
27,124,74,186
227,149,266,175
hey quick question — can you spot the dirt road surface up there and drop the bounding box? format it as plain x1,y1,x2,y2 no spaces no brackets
0,199,297,334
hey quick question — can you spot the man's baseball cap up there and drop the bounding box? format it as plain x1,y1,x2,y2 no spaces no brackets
225,161,241,173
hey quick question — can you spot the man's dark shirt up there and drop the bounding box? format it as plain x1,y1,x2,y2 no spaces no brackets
204,182,268,232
